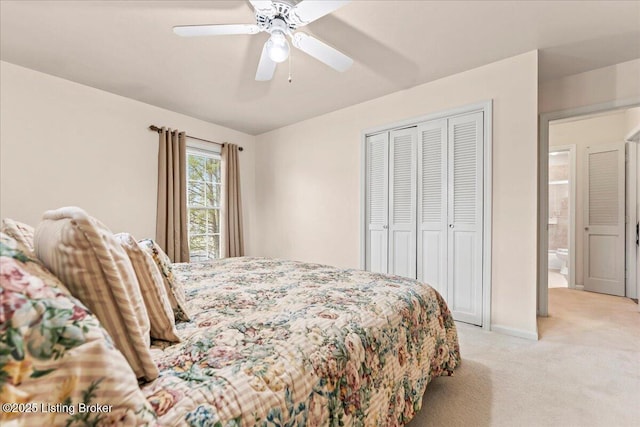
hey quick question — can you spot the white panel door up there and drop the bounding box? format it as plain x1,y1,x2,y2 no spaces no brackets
584,143,625,296
365,133,389,274
417,119,448,296
389,127,417,279
447,112,483,325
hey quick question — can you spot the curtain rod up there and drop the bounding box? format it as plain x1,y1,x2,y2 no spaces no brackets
148,125,243,151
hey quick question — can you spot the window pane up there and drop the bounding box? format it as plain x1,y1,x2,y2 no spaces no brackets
206,235,220,260
188,155,206,181
189,234,206,255
206,158,220,183
206,183,220,207
213,159,221,182
206,209,220,234
189,209,207,234
213,234,220,259
188,181,205,207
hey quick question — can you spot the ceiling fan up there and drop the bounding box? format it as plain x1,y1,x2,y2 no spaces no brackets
173,0,354,81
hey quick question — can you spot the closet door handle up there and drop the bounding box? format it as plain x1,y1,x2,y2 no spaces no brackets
383,225,388,229
449,224,454,229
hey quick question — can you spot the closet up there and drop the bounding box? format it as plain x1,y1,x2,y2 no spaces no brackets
365,110,485,326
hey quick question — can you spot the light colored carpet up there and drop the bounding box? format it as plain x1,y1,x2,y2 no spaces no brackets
407,288,640,427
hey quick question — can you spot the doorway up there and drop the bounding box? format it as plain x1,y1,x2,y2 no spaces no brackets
547,146,576,290
538,102,640,316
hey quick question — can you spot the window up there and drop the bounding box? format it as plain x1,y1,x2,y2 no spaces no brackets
187,148,221,261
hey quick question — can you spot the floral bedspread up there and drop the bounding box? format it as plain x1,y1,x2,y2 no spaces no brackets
142,257,460,427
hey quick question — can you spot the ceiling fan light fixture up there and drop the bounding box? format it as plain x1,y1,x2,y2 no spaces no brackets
266,31,290,63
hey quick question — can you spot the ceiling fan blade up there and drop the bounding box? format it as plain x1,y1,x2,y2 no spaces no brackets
255,42,277,81
249,0,274,14
292,32,353,72
173,24,260,37
293,0,351,25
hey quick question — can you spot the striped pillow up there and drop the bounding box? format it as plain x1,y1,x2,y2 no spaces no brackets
34,207,159,381
0,232,157,426
138,239,191,322
1,218,36,258
116,233,180,342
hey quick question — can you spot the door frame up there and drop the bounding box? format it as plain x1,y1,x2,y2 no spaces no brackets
360,100,493,330
548,144,577,289
538,98,640,316
625,139,638,301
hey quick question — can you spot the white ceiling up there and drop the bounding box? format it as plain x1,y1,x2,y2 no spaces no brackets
1,1,639,135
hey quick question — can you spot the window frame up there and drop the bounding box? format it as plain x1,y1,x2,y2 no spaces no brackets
186,140,222,261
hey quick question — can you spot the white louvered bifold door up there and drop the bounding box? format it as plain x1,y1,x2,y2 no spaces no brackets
584,143,625,296
447,112,483,325
417,119,448,295
389,127,417,279
365,133,389,274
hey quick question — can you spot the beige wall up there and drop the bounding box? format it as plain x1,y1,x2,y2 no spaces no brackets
550,110,637,147
255,51,539,337
539,59,640,114
0,61,257,253
549,109,638,285
626,107,640,136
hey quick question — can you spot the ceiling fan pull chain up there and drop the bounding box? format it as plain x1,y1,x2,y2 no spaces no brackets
288,50,293,83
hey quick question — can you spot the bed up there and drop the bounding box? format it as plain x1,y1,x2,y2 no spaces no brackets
142,257,460,426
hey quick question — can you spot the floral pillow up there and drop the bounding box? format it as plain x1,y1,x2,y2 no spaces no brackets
0,233,157,426
1,218,36,258
138,239,190,322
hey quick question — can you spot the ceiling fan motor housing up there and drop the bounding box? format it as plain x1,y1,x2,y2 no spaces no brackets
256,1,300,35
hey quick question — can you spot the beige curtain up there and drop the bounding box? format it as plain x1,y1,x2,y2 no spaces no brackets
221,143,244,257
156,128,190,263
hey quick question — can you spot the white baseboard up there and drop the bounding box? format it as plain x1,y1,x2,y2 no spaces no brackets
490,324,539,341
575,284,584,290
